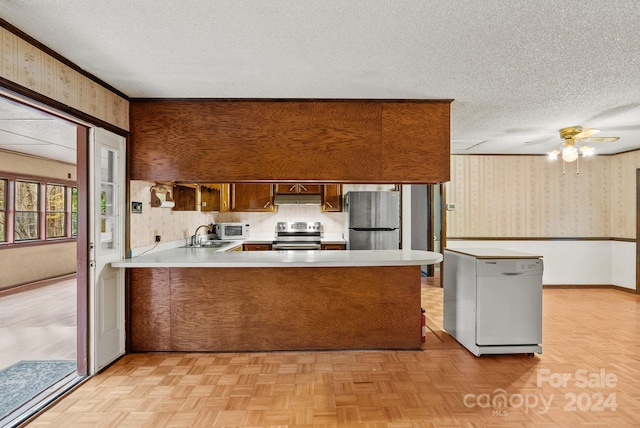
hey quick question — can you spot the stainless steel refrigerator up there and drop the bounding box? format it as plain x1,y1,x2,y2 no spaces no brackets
346,191,400,250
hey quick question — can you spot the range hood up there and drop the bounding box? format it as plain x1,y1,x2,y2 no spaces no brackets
273,194,322,206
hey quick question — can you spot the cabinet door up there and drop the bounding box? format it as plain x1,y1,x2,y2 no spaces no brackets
200,184,230,212
231,184,275,212
275,184,323,194
274,184,300,194
243,243,273,251
321,243,346,250
173,185,197,211
322,184,343,212
297,184,322,194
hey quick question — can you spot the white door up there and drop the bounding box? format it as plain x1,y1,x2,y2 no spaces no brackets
90,127,126,373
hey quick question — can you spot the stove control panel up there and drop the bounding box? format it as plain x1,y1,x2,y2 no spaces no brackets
276,222,321,233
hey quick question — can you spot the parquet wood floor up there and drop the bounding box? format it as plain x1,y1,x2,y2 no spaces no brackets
28,287,640,427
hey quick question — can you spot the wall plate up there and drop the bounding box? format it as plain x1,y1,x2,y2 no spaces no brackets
132,201,143,214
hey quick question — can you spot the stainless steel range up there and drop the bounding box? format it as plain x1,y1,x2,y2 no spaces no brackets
273,221,322,250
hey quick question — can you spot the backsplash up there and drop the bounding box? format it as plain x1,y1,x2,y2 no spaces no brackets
130,181,214,249
130,182,392,250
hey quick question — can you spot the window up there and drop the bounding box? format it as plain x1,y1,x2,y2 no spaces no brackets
46,184,66,238
0,179,5,242
0,175,76,245
71,187,78,237
15,180,39,241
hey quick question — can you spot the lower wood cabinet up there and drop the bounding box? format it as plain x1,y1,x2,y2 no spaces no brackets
321,243,346,250
243,243,273,251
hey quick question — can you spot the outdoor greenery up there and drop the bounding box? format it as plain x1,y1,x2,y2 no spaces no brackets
16,181,39,240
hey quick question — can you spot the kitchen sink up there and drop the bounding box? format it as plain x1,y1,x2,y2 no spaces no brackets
184,241,230,249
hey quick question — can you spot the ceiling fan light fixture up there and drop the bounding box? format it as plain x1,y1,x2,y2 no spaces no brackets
580,145,595,156
562,145,579,162
547,149,560,160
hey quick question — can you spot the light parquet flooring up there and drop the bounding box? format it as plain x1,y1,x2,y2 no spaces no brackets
28,287,640,427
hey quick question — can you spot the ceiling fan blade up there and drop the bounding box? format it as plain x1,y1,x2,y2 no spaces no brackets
582,137,620,143
573,128,600,139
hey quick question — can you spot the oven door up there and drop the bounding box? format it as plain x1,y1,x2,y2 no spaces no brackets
272,242,321,251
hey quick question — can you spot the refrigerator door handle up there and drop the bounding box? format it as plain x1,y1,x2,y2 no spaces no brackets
351,228,397,231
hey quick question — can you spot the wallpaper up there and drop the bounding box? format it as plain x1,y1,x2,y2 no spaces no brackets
446,153,639,239
0,27,129,131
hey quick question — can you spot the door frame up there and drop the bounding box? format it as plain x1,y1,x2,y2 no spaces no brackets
636,169,639,294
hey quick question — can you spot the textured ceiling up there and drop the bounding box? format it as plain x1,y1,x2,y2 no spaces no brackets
1,0,640,157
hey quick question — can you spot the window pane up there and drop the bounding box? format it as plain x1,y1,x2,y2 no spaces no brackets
0,179,5,210
16,181,38,211
101,149,116,183
47,185,65,211
101,217,116,251
46,213,66,238
72,187,78,237
15,212,39,240
0,179,5,242
46,184,66,238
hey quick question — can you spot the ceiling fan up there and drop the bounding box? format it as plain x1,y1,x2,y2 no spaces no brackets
548,126,620,162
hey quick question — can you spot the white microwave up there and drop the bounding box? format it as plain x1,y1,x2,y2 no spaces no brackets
214,223,250,240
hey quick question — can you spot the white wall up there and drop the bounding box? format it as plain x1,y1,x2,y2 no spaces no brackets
612,241,636,289
445,240,636,289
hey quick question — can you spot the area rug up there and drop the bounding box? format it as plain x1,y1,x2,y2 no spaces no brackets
0,360,76,417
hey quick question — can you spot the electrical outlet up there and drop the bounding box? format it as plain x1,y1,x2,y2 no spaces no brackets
155,235,161,242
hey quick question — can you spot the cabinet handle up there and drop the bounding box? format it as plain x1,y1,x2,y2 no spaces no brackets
326,201,333,208
299,184,307,192
263,201,271,208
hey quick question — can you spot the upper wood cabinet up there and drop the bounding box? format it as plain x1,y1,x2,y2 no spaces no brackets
275,184,323,194
172,185,197,211
322,184,343,212
200,184,230,212
129,99,451,184
231,184,275,212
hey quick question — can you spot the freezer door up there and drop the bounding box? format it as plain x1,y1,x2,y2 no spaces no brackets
348,229,400,250
348,191,400,229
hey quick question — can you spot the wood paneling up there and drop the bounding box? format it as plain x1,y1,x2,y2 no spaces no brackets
129,266,421,352
129,99,451,183
380,102,450,182
129,268,171,351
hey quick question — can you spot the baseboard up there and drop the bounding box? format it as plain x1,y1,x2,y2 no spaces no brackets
0,273,77,297
543,284,637,294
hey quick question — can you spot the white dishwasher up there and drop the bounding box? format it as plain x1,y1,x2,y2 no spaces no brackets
443,248,543,356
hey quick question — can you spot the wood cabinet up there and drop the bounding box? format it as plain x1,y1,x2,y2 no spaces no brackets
172,185,197,211
231,184,275,212
243,243,273,251
322,184,343,212
275,184,322,194
321,243,346,250
130,99,451,184
200,184,230,212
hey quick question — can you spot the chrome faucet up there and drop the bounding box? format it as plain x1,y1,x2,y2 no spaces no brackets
191,224,211,246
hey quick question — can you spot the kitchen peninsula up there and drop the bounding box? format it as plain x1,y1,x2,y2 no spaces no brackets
113,249,441,352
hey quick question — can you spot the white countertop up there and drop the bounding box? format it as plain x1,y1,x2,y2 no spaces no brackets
112,248,442,268
445,247,542,259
